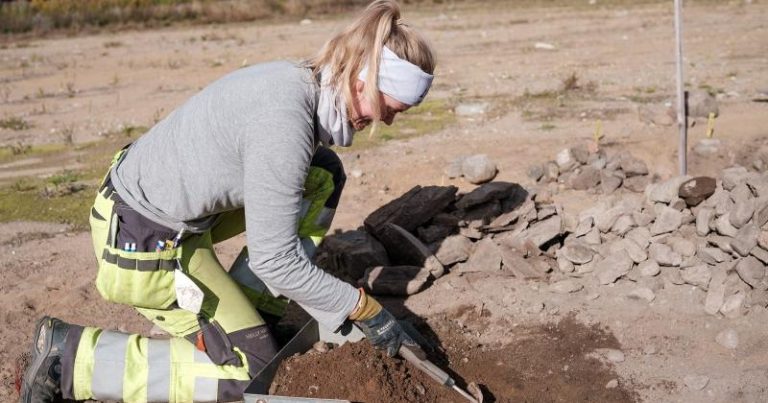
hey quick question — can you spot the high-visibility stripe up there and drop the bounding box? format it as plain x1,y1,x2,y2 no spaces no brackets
91,331,127,401
194,377,218,402
122,336,149,403
101,249,176,271
146,338,171,402
73,327,101,401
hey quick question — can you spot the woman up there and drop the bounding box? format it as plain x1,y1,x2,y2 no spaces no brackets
19,1,435,402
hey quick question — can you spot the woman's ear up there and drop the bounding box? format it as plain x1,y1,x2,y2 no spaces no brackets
353,79,365,98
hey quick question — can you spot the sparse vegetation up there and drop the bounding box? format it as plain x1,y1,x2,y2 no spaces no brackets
0,116,32,131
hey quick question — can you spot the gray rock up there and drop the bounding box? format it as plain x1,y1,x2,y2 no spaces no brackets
750,246,768,264
560,243,595,264
360,266,431,296
527,164,544,181
596,206,625,233
556,148,578,172
705,264,730,315
731,183,753,205
611,215,636,236
596,250,634,284
462,154,498,184
569,166,601,190
627,287,656,302
683,375,710,391
549,280,584,294
570,144,590,164
620,154,649,177
668,237,697,257
696,207,714,236
650,206,683,235
729,198,755,229
597,348,626,363
574,216,594,237
537,204,557,221
584,227,602,245
647,176,691,203
638,260,661,277
463,238,502,272
732,223,760,256
544,161,560,182
694,138,721,156
626,226,652,249
721,293,746,318
687,90,719,118
715,215,739,237
715,328,739,350
456,182,522,209
736,256,768,290
521,215,563,248
752,197,768,228
557,256,575,273
721,166,749,191
760,231,768,250
679,176,717,206
600,171,623,194
589,154,608,170
669,197,688,211
615,238,648,263
499,243,547,279
434,235,474,266
623,175,649,193
747,174,768,198
681,265,712,290
446,156,466,179
650,243,682,266
698,247,730,265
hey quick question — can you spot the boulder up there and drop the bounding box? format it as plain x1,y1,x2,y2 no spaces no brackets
687,90,719,118
433,235,474,266
556,148,578,172
638,260,661,277
650,206,683,235
696,207,714,236
732,223,759,257
596,250,634,284
527,164,544,181
445,156,466,179
620,154,649,177
463,238,502,272
456,182,525,209
560,242,595,264
681,265,712,290
544,161,560,182
678,176,716,206
647,176,691,203
649,243,682,266
365,185,458,235
520,215,563,248
462,154,498,184
499,243,548,279
623,175,649,193
721,166,749,191
735,256,768,290
705,264,730,315
569,166,601,190
549,280,584,294
729,198,755,229
600,171,623,194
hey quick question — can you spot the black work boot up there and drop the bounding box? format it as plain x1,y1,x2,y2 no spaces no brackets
18,316,71,403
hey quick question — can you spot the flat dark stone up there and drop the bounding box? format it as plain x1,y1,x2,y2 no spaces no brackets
679,176,717,206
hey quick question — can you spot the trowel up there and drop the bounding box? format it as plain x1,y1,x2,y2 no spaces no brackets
399,344,484,403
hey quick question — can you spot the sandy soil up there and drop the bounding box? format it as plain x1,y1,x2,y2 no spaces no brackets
1,1,767,402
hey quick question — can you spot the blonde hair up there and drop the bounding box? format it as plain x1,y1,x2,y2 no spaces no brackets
309,0,435,123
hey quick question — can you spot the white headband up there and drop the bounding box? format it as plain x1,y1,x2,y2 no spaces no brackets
357,46,434,106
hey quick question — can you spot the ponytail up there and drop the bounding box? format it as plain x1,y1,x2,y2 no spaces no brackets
309,0,435,124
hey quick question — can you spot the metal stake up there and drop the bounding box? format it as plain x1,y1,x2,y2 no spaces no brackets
674,0,687,175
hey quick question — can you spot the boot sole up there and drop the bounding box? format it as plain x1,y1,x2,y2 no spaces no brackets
19,316,54,403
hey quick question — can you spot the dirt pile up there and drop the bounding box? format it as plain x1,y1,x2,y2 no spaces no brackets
270,315,638,402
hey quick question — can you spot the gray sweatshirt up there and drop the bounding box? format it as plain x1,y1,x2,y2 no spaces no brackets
110,61,359,330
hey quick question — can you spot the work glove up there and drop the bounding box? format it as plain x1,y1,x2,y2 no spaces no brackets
349,288,419,357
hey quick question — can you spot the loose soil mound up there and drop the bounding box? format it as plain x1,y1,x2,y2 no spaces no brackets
270,315,638,402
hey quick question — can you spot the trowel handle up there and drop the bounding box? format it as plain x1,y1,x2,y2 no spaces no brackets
398,345,454,387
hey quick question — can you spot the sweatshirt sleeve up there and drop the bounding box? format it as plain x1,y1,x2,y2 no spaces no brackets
242,107,359,331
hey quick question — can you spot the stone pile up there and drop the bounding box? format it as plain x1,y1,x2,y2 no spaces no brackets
527,145,651,194
320,159,768,319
